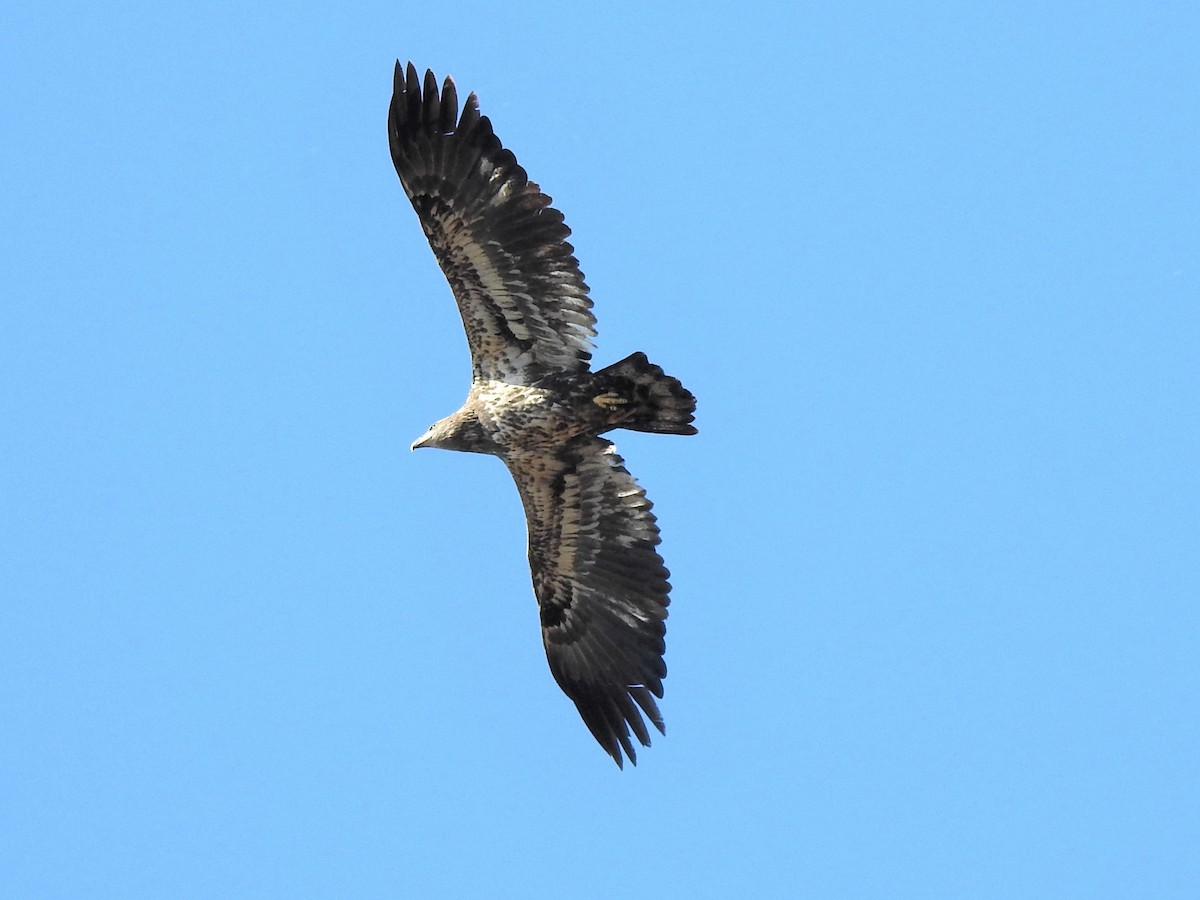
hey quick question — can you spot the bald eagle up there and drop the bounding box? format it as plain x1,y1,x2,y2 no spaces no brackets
390,61,696,767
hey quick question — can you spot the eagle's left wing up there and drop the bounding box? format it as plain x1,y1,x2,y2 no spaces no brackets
388,62,596,384
504,437,671,768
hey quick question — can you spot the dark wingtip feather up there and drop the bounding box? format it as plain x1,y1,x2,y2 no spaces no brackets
404,61,421,123
421,68,439,126
389,60,406,134
439,76,458,133
572,686,663,769
458,91,481,133
632,686,666,735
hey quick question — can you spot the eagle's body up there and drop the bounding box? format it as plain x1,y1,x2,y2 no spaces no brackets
390,62,695,767
422,377,613,453
418,358,693,453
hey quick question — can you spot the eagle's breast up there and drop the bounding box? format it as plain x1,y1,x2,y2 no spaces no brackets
474,377,608,450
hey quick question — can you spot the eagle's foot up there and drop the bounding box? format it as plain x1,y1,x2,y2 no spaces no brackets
592,391,630,411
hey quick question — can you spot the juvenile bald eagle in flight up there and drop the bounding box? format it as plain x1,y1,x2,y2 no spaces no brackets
389,61,696,767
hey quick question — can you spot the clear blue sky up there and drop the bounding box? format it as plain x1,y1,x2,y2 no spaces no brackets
2,2,1198,897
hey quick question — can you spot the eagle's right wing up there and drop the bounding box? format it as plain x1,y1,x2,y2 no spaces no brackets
504,438,671,768
388,62,596,384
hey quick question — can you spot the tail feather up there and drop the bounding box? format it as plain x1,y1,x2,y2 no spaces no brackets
598,352,697,435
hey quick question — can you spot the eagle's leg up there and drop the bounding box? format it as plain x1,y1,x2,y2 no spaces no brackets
592,391,630,411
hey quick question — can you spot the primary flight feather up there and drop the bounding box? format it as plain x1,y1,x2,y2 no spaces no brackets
389,61,696,767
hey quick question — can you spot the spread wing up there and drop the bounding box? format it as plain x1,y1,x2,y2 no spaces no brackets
505,437,670,768
388,61,596,384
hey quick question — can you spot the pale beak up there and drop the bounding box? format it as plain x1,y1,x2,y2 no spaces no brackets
410,433,430,452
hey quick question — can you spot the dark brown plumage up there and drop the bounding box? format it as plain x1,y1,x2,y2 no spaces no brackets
390,61,695,767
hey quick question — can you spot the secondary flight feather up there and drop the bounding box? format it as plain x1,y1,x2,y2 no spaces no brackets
389,61,696,767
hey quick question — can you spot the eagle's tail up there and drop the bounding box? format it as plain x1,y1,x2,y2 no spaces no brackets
599,352,697,435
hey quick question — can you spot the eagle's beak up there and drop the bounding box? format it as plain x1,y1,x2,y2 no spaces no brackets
410,433,430,452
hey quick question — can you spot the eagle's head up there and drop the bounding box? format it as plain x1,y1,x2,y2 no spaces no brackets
410,407,497,455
